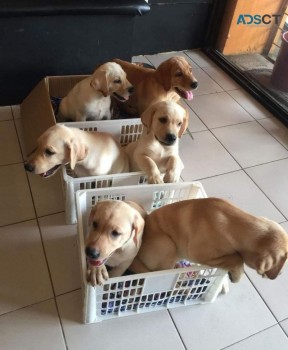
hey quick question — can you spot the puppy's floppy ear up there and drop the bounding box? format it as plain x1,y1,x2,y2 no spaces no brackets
141,104,158,133
178,107,190,138
90,69,109,97
88,206,97,227
126,201,146,248
131,213,145,248
264,253,287,280
156,60,172,91
65,139,88,170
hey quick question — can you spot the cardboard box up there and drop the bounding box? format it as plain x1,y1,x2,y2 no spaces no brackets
21,75,87,155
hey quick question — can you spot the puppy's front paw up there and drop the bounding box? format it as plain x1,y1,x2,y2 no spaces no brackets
228,266,244,283
148,173,163,184
87,265,109,287
163,171,179,183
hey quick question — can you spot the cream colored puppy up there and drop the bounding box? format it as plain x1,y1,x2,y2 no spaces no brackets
130,198,288,283
125,100,189,184
85,200,146,286
57,62,134,122
24,124,129,178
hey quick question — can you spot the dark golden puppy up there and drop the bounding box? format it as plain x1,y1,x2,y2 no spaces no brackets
130,198,288,283
114,56,198,116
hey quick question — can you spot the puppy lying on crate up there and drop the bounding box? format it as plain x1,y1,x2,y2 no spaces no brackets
57,62,134,122
113,56,198,116
85,200,146,286
24,124,129,178
130,198,288,283
125,100,189,184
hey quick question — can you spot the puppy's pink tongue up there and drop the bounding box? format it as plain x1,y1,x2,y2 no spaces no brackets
186,91,193,100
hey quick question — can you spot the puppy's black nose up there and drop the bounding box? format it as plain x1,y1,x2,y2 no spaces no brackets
165,133,177,144
85,246,100,260
24,163,34,172
191,81,198,89
128,86,135,94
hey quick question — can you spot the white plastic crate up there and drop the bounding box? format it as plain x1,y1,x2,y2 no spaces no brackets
61,118,145,224
76,182,228,323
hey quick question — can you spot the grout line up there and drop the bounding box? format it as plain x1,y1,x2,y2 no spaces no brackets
220,324,284,350
0,296,56,317
167,310,188,350
243,166,288,222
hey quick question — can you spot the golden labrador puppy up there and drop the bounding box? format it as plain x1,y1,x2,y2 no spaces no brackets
24,124,129,178
57,62,134,122
125,100,189,184
130,198,288,283
85,200,146,286
114,56,198,116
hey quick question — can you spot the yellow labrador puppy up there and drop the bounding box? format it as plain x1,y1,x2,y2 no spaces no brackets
57,62,134,122
85,200,146,286
24,124,129,178
125,100,189,184
130,198,288,283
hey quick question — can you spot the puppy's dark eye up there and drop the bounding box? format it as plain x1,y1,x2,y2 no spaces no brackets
44,148,55,157
114,79,121,84
159,117,168,124
177,122,182,127
175,71,183,77
111,230,121,238
92,221,98,229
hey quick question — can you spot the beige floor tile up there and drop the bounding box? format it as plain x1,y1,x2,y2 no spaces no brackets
145,51,197,68
0,300,66,350
245,159,288,219
189,91,254,129
225,325,288,350
228,89,274,119
0,164,35,226
14,118,27,157
11,105,21,119
246,262,288,322
0,220,53,314
200,170,285,223
179,100,207,132
170,276,276,350
281,318,288,336
132,55,152,65
212,121,288,168
203,65,240,90
27,171,65,217
0,106,12,121
39,213,81,296
0,120,23,165
179,132,240,181
57,290,186,350
258,117,288,150
184,49,216,68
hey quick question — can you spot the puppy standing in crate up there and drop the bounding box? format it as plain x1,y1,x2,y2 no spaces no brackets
130,198,288,283
125,100,189,184
85,200,146,286
24,124,129,178
57,62,134,122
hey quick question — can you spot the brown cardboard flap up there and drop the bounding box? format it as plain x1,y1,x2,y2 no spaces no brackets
48,75,87,97
21,78,55,155
20,75,87,156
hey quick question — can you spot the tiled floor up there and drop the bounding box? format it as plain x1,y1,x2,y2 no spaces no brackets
1,49,288,349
